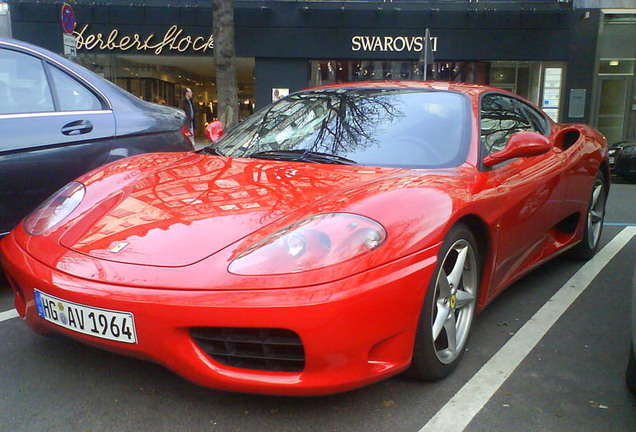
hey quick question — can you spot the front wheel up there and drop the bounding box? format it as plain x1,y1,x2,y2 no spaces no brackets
407,223,480,381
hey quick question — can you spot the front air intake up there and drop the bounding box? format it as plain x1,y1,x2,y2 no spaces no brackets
191,327,305,372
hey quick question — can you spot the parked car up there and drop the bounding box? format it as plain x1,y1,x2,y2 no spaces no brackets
0,81,609,396
609,140,636,180
0,37,193,237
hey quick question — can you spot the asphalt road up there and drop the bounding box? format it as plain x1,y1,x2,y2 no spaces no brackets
1,181,634,432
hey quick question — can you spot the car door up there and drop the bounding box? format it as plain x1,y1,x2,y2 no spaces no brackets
479,93,566,295
0,46,116,236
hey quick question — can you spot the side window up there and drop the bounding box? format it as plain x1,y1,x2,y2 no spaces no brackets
480,94,533,155
49,66,103,111
518,103,549,135
0,48,54,115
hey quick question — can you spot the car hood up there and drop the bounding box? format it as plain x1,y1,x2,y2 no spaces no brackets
59,153,399,267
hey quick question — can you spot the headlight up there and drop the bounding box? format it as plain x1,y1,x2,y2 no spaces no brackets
23,182,85,235
228,213,387,275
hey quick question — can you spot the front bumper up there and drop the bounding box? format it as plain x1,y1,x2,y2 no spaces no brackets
1,232,438,396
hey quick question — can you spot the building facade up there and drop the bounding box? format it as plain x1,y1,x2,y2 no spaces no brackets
4,0,635,143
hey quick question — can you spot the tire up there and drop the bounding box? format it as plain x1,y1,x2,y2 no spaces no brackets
570,170,608,260
407,223,480,381
627,342,636,395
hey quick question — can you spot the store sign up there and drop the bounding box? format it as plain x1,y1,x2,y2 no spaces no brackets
73,24,214,54
351,35,437,53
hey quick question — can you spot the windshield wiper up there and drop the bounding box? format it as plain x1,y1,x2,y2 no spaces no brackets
249,149,357,165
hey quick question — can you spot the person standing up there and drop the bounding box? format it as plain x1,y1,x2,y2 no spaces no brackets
179,87,195,139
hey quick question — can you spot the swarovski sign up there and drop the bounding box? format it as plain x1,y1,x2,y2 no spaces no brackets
73,24,214,54
351,35,438,53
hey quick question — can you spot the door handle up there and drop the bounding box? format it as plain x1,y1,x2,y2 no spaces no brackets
61,120,93,136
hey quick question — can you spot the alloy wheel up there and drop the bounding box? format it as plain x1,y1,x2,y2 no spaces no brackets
587,178,606,250
431,238,478,364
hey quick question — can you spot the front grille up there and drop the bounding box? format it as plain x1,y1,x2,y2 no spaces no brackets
191,327,305,372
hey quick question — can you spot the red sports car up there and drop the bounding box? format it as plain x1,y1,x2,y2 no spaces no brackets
0,81,609,396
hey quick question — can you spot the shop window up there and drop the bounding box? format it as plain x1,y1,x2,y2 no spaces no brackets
490,67,516,87
599,60,635,75
307,60,506,91
309,60,489,88
308,60,561,118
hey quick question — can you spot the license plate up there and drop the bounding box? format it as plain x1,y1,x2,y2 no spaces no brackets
609,156,615,164
34,289,137,344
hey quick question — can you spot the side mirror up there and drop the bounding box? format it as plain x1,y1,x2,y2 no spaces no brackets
483,131,551,167
205,120,224,143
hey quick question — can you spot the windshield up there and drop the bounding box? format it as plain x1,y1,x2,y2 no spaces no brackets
212,88,471,168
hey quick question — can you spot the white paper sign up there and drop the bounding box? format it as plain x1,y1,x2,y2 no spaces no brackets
63,33,77,57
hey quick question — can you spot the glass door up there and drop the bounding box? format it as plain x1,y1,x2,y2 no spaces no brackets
597,76,631,145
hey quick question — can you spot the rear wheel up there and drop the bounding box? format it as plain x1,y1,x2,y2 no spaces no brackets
408,223,480,381
571,170,607,260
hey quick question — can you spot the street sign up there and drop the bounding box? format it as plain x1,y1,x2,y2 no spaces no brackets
61,3,76,35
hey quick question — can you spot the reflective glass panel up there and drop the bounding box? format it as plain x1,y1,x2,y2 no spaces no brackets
214,89,471,169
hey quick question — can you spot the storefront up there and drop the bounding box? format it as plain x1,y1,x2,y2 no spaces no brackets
592,10,636,144
6,0,607,133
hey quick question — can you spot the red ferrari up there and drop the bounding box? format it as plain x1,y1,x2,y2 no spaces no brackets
1,82,609,396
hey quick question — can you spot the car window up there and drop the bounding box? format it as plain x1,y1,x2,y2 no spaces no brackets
518,103,549,135
480,94,533,155
49,66,103,111
0,48,54,115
